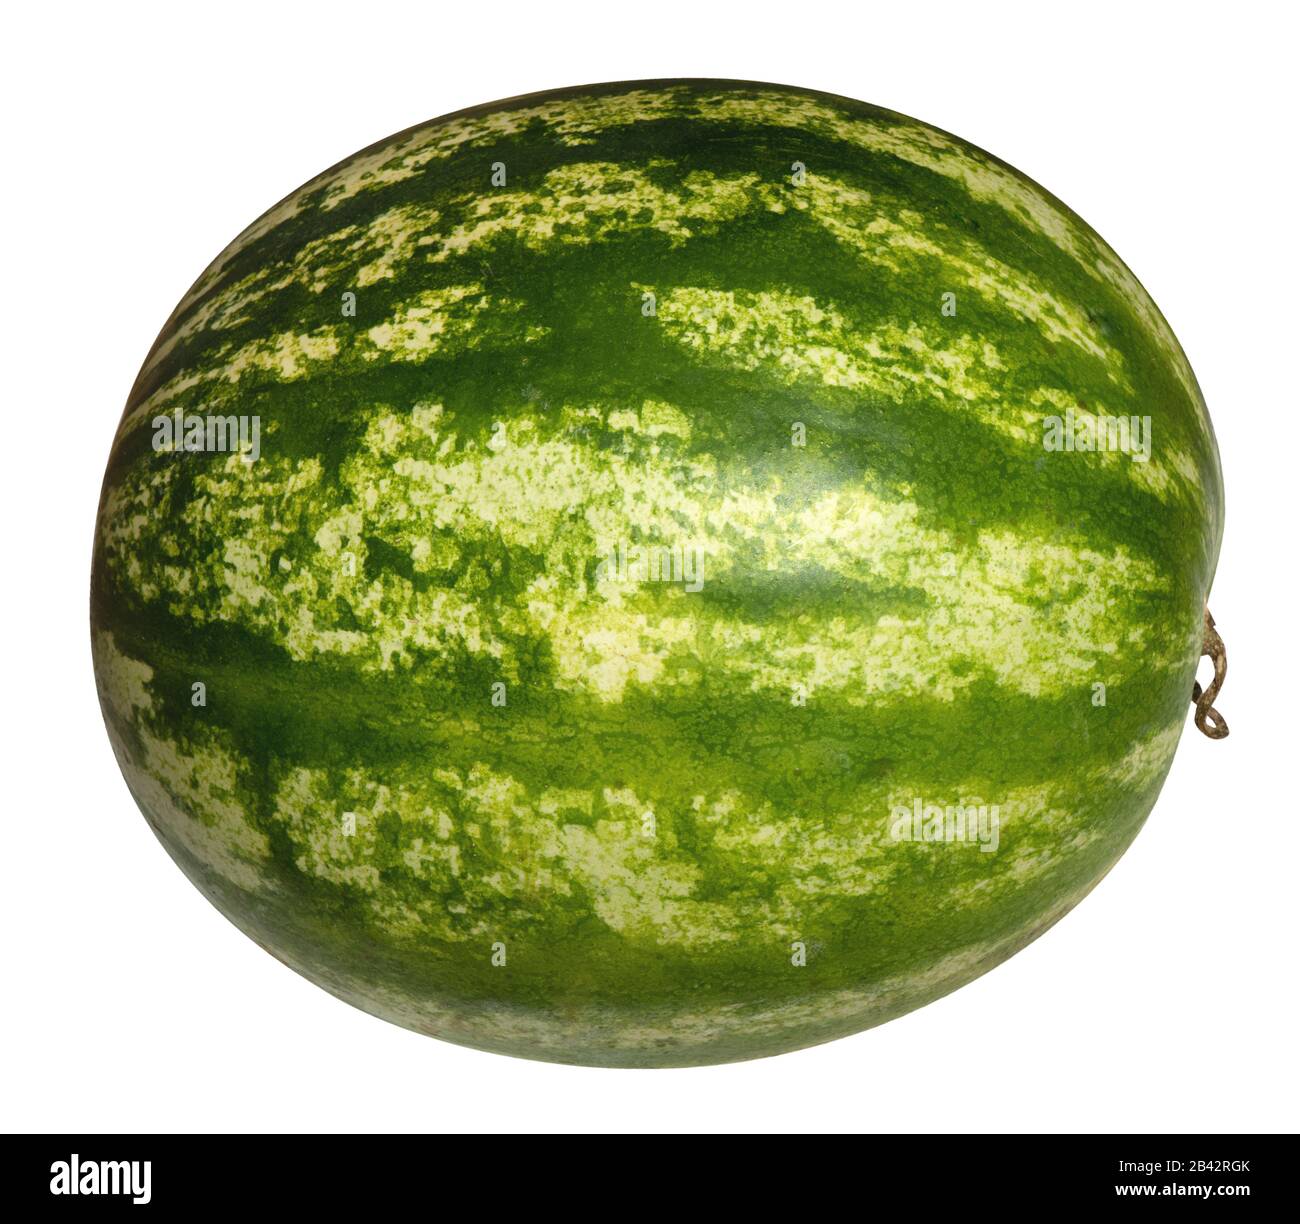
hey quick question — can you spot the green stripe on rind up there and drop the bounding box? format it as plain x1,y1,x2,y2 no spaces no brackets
93,80,1221,1066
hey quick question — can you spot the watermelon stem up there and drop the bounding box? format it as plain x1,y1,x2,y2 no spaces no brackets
1192,608,1229,739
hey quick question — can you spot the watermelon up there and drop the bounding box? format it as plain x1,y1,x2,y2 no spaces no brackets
91,79,1224,1067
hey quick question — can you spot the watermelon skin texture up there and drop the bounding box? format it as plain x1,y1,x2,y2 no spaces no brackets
92,79,1223,1067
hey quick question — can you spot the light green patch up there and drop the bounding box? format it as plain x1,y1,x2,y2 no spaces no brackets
1031,386,1204,506
92,629,155,724
171,191,306,321
1101,716,1186,789
128,724,273,892
430,162,767,260
93,634,272,893
145,204,442,374
123,288,544,453
657,285,1198,505
99,401,1180,699
263,747,1120,957
308,89,701,211
793,176,1120,371
301,866,1111,1065
365,283,490,360
123,327,342,437
655,284,1008,399
1093,253,1211,432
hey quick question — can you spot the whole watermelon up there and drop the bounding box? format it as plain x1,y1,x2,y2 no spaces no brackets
92,79,1223,1066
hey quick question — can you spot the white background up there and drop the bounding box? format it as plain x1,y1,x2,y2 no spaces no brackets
2,0,1296,1134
